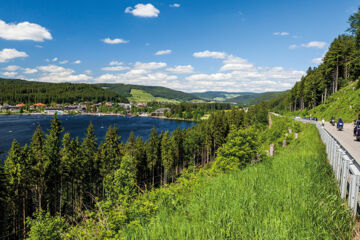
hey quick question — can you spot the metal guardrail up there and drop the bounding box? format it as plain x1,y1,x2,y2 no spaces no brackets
312,121,360,216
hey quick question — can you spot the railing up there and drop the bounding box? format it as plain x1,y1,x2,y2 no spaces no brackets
314,122,360,216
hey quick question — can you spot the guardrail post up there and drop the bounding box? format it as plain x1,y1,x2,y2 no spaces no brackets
340,157,351,199
336,150,345,183
348,173,360,216
333,145,339,172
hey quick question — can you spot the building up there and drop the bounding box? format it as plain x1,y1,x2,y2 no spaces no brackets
44,107,64,115
16,103,26,108
153,108,171,116
34,103,46,109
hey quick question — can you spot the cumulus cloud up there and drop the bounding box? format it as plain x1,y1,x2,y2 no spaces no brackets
4,65,21,71
35,64,92,83
125,4,160,18
59,60,68,64
101,66,130,71
179,53,305,92
0,19,52,42
2,71,17,77
170,3,180,7
52,57,58,62
23,68,38,74
102,38,129,44
220,56,254,71
155,49,172,55
166,65,194,74
273,32,289,36
134,61,167,70
289,41,327,49
73,60,81,64
193,50,226,59
0,48,28,62
312,57,323,64
109,61,123,66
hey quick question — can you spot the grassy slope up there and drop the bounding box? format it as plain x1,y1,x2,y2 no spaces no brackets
307,81,360,122
123,125,353,239
128,89,178,103
98,83,198,102
192,91,285,105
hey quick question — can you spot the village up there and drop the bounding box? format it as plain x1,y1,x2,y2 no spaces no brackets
0,102,172,117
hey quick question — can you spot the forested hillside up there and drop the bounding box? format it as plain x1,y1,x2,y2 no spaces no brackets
0,78,128,104
192,91,285,105
98,83,199,102
270,9,360,112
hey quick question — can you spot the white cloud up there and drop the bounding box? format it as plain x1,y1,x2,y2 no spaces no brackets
220,56,254,71
109,61,123,66
2,71,17,77
23,68,38,74
59,60,68,64
134,62,167,70
0,19,52,42
52,57,58,62
155,49,172,55
73,60,81,64
273,32,289,36
0,48,28,62
102,38,129,44
303,41,327,48
101,66,130,71
289,41,327,49
170,3,180,7
166,65,194,74
193,50,226,59
312,57,323,65
4,65,21,71
125,4,160,18
84,70,92,75
35,64,92,83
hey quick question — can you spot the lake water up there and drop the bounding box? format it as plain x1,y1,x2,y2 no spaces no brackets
0,114,195,159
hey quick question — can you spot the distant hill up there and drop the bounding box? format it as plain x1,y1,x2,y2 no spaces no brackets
192,91,285,105
0,78,128,104
97,83,199,102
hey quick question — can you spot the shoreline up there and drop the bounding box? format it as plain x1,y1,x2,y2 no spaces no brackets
0,112,198,122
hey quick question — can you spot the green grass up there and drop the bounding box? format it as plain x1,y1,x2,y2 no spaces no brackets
129,89,179,103
305,81,360,122
122,125,354,239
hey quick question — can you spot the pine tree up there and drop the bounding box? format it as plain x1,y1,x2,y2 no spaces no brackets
44,114,63,214
146,126,160,186
161,131,173,184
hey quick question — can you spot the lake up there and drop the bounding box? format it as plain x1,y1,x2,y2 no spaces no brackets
0,114,195,159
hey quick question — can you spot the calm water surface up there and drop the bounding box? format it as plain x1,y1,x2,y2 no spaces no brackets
0,114,195,159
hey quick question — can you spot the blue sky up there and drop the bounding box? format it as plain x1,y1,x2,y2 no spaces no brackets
0,0,359,92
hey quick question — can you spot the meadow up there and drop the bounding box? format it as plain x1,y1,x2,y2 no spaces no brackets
122,124,354,239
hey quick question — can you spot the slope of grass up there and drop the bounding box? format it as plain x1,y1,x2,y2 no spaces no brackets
123,125,354,239
304,81,360,122
98,83,198,102
128,89,179,103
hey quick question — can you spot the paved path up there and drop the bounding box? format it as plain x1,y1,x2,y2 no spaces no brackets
322,121,360,164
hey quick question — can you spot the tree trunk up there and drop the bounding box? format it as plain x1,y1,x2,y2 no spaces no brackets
164,168,167,185
335,62,339,92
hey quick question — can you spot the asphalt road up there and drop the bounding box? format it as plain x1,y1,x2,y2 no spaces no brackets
322,121,360,163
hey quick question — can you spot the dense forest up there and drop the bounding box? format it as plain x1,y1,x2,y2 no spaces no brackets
269,9,360,112
0,102,269,239
0,78,128,105
97,83,199,102
192,91,285,105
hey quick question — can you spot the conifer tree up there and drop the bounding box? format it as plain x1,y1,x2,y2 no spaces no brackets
146,126,160,186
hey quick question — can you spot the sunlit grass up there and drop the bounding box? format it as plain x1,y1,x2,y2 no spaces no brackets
123,125,354,239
